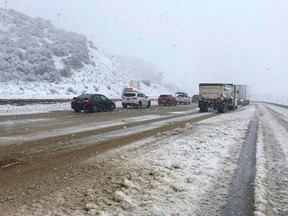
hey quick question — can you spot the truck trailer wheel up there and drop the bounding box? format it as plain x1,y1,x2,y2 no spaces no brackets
218,104,227,113
199,103,208,112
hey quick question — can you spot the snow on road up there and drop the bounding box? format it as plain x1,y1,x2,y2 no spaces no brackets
0,105,204,148
254,104,288,216
13,105,255,216
2,102,287,216
104,107,254,216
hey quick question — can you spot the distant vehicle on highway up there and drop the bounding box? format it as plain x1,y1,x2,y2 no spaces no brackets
122,92,151,108
175,92,191,105
71,94,116,113
122,80,141,95
158,94,177,106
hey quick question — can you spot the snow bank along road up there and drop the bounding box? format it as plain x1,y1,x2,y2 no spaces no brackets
0,103,287,215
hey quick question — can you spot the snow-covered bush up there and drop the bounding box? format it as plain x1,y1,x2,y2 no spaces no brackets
0,9,90,82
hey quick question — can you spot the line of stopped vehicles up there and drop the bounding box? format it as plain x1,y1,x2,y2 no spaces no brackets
71,83,250,113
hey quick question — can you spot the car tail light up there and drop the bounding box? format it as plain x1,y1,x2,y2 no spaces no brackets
84,99,91,103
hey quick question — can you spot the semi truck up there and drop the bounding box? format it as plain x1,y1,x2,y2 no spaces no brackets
198,83,249,113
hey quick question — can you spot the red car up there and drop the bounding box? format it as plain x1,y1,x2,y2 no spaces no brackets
158,94,177,106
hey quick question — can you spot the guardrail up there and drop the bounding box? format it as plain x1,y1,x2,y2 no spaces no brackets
251,101,288,109
264,102,288,109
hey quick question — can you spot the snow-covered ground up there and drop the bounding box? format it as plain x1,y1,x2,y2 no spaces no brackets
0,102,71,115
254,104,288,216
1,102,287,215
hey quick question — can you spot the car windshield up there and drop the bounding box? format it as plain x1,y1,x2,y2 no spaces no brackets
77,94,91,99
124,93,136,97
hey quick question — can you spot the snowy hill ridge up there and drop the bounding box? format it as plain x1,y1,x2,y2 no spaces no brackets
0,9,180,99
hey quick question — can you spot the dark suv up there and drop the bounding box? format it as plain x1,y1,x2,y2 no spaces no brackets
71,94,116,113
158,94,177,106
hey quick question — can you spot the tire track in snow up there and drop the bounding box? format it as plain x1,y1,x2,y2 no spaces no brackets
255,104,288,216
221,118,257,216
191,106,255,216
264,105,288,216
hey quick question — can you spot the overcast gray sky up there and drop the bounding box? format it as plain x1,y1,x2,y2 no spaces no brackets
6,0,288,101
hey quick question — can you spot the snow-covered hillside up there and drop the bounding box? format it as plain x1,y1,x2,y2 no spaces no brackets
0,47,179,99
0,9,180,99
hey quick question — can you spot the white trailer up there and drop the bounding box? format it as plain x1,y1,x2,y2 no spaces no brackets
234,85,250,106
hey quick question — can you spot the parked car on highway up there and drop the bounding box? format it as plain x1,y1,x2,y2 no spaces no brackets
158,94,177,106
71,94,116,113
122,92,151,108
